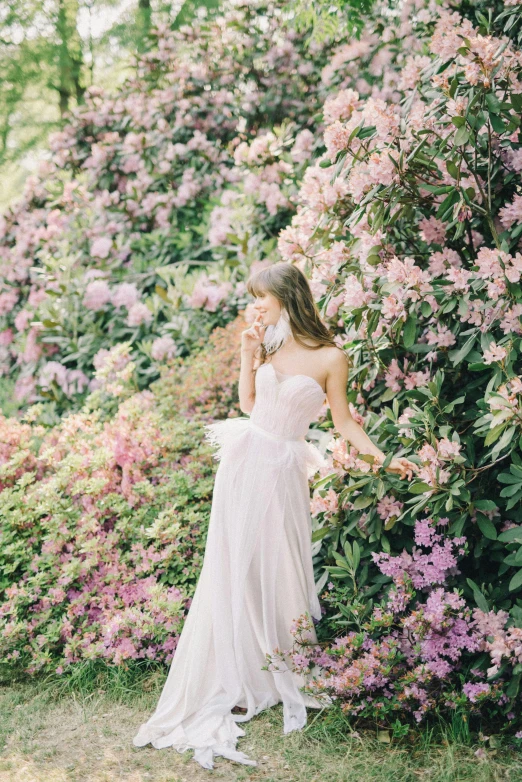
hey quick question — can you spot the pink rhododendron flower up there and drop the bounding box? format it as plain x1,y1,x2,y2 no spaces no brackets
14,374,37,402
0,328,14,346
437,438,461,460
483,342,508,364
21,327,43,363
290,129,314,163
91,237,113,258
14,309,31,332
83,280,112,311
377,495,404,521
0,289,18,315
111,283,140,310
419,217,446,244
126,302,153,327
324,121,353,161
151,335,177,361
311,487,338,517
323,89,360,123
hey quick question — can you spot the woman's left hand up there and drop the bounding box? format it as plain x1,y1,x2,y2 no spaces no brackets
385,457,418,480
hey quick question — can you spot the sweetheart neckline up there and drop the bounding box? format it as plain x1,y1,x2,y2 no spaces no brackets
262,362,326,396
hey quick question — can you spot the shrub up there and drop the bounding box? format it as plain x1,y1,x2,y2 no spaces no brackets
0,316,243,675
274,1,522,732
0,1,336,414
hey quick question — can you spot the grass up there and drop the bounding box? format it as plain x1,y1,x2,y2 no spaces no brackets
1,671,522,782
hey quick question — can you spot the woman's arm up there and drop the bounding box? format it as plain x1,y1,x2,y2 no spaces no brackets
326,350,417,479
238,347,257,414
239,314,266,414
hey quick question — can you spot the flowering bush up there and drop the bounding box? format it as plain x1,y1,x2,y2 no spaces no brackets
268,519,517,731
0,316,243,674
270,0,522,732
0,1,335,413
207,122,320,270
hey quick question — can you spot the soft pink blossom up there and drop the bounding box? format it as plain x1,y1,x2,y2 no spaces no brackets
91,237,113,258
126,302,153,327
83,280,112,311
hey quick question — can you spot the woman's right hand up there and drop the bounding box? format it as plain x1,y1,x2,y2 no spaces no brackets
241,313,267,353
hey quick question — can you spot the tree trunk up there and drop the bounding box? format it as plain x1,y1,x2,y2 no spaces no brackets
56,0,84,118
137,0,152,52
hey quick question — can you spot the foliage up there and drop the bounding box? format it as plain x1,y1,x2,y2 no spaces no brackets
0,0,336,417
267,0,522,732
0,316,243,675
269,517,522,734
287,0,375,44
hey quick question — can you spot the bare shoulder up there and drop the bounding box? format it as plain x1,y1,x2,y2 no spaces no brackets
321,345,350,373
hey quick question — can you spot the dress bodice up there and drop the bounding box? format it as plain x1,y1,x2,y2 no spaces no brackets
249,362,326,439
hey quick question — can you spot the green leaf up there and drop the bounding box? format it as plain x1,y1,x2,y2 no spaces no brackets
327,566,352,579
403,316,417,349
448,333,477,366
500,483,522,498
311,527,331,543
409,482,432,494
454,126,470,146
334,555,351,571
352,495,374,510
352,541,361,571
474,500,498,511
506,672,521,697
436,189,459,219
512,93,522,113
489,113,506,134
466,578,489,612
491,426,516,455
443,396,466,413
476,514,497,540
509,569,522,592
447,160,460,179
484,423,506,447
421,184,455,194
155,285,171,302
498,526,522,543
485,92,501,114
451,116,466,128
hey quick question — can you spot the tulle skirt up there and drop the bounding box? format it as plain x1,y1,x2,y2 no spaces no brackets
132,416,330,769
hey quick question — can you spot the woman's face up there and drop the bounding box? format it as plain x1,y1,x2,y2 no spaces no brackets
252,289,281,326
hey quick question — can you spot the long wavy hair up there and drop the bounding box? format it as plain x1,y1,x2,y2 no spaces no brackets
246,262,339,367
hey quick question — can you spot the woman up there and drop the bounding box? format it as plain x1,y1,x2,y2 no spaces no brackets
132,262,416,769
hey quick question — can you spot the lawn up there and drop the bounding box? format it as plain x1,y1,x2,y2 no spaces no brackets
1,678,521,782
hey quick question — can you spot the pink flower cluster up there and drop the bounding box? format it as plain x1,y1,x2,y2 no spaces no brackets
326,435,380,475
415,439,463,489
472,608,522,678
373,517,465,590
186,274,233,312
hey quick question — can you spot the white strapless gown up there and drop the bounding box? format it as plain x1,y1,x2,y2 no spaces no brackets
132,362,330,769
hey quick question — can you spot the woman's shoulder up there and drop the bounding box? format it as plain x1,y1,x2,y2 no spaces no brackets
317,343,349,366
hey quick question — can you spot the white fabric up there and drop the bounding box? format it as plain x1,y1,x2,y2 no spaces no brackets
262,308,292,354
132,362,331,769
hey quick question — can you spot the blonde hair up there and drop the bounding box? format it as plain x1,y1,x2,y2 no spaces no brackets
246,261,339,366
